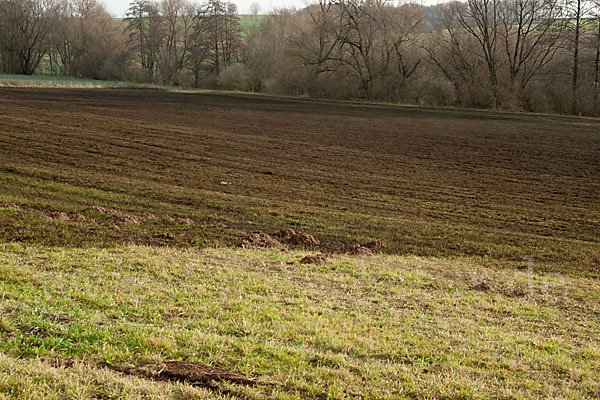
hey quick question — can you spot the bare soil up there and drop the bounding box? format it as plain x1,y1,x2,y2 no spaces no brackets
0,88,598,274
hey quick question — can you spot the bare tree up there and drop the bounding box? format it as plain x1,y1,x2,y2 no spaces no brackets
0,0,58,75
450,0,502,107
194,0,240,75
157,0,194,84
565,0,595,114
53,0,129,79
126,0,162,80
497,0,565,105
594,0,600,114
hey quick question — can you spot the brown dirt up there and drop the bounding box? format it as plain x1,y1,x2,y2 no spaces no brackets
86,205,107,213
115,214,140,225
346,245,373,256
0,203,21,211
51,212,70,221
176,217,194,225
70,213,88,222
277,228,319,248
364,240,386,251
155,232,175,241
471,281,498,294
0,88,598,273
241,231,282,249
110,360,255,387
300,253,331,265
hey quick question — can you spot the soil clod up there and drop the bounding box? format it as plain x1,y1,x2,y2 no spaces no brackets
115,214,140,225
364,240,386,251
241,231,282,249
70,213,88,222
110,360,256,387
346,244,373,256
86,206,107,213
300,253,331,265
277,228,319,248
51,212,70,221
0,203,21,211
156,232,175,241
471,281,497,294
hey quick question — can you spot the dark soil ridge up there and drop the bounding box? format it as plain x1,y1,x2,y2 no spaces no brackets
108,360,256,387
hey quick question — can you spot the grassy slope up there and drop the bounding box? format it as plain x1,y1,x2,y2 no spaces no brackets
1,244,599,399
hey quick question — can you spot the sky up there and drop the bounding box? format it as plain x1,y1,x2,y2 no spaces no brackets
104,0,320,16
102,0,437,17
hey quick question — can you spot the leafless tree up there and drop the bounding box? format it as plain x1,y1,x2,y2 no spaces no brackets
497,0,565,105
0,0,58,74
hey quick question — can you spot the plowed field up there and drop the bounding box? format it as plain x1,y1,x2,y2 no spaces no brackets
1,88,598,273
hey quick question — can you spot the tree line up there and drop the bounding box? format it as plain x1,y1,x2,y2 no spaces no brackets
1,0,599,115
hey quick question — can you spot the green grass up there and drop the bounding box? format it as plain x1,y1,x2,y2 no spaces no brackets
1,244,598,399
0,74,177,89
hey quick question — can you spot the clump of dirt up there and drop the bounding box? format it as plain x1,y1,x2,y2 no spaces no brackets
364,239,386,251
177,217,194,226
110,360,255,387
505,286,528,298
155,232,175,241
70,213,87,222
86,205,107,213
115,214,140,225
142,212,157,220
300,253,331,265
241,231,282,249
346,244,373,256
277,228,319,248
0,203,21,211
51,212,70,221
471,281,497,294
161,215,176,222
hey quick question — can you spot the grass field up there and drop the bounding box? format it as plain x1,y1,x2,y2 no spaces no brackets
0,88,599,398
0,74,176,89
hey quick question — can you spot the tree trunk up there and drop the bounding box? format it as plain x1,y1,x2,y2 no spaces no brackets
594,17,600,116
571,0,581,115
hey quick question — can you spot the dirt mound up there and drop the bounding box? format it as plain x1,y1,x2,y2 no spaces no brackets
155,232,175,241
505,286,528,298
115,214,140,225
346,244,373,256
277,228,319,248
241,231,282,249
51,212,70,221
364,240,386,251
471,281,497,294
86,205,107,213
70,213,87,222
176,217,194,226
110,360,255,388
300,253,330,265
0,203,21,211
